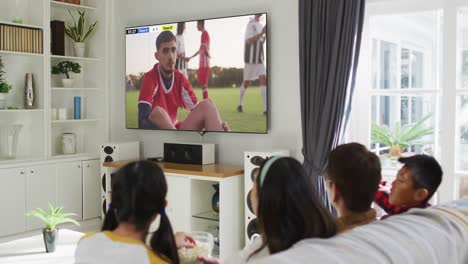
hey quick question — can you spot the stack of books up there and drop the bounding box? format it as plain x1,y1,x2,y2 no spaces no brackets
0,24,43,54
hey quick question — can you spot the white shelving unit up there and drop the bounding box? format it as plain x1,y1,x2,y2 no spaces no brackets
0,0,109,162
0,0,108,240
49,0,108,158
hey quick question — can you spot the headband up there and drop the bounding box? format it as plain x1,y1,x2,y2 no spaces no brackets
259,156,282,187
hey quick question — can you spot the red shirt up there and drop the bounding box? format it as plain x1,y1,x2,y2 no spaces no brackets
138,64,198,126
374,190,430,220
199,30,210,68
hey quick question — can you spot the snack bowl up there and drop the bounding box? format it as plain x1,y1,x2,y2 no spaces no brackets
178,231,214,264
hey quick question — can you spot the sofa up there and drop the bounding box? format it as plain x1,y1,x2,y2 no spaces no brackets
251,199,468,264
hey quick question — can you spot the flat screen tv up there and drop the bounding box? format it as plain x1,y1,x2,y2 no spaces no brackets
125,13,268,134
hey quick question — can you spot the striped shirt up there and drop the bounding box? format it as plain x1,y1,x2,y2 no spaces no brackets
176,34,187,71
244,20,265,64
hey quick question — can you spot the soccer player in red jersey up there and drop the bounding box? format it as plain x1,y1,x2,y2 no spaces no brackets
138,30,228,131
190,20,211,99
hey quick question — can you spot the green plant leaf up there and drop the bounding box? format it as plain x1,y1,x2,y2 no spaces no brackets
27,203,79,230
51,61,81,79
65,10,97,43
371,113,434,154
371,123,393,146
400,114,433,143
82,21,97,42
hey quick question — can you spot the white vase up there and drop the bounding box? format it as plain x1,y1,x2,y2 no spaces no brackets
0,93,6,109
62,79,74,88
73,42,86,57
61,133,76,154
0,124,23,159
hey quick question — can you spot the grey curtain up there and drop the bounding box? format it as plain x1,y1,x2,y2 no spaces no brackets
299,0,365,210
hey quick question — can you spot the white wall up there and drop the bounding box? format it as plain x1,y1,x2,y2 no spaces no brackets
109,0,302,165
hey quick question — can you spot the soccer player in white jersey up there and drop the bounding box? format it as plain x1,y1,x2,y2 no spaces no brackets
237,14,267,114
176,22,190,79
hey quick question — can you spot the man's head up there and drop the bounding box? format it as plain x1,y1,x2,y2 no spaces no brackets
177,22,185,35
255,14,263,19
197,20,205,31
155,31,177,76
389,155,442,206
326,143,381,214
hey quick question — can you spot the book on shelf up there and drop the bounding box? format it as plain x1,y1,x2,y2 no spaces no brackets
0,23,43,54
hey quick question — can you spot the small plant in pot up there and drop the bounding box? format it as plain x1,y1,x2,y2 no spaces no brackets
27,203,79,253
371,113,434,163
65,10,97,57
51,61,81,88
0,56,13,109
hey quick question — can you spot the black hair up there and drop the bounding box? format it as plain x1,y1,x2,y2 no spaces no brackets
176,22,185,35
250,157,336,258
101,161,179,264
327,143,382,212
197,20,205,27
156,30,176,50
398,154,443,203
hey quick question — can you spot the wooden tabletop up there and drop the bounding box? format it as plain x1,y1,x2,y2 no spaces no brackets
103,160,244,178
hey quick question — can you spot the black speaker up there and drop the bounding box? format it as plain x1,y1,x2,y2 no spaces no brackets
50,20,65,55
164,143,215,165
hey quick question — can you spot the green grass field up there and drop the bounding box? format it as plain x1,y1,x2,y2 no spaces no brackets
126,86,267,133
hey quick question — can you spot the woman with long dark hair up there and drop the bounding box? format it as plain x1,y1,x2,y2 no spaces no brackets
199,156,337,263
75,161,194,264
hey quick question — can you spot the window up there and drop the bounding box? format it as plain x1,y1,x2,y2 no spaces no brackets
457,9,468,197
348,1,468,203
366,12,438,159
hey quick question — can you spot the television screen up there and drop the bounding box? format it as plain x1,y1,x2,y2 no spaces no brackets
125,13,268,133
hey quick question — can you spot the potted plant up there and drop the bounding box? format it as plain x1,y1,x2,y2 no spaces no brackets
0,56,13,109
371,113,434,161
26,203,79,253
65,10,97,57
51,61,81,88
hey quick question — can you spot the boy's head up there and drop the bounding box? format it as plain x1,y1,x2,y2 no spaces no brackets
389,155,443,206
326,143,381,213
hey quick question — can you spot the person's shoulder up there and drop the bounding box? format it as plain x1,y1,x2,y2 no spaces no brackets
145,247,170,264
144,64,160,80
174,70,188,82
79,231,99,242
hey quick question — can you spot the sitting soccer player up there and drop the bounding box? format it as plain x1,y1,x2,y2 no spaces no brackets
375,154,443,220
138,30,228,131
325,143,382,233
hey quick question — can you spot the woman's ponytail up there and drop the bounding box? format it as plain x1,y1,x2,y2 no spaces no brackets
150,212,179,264
101,206,118,231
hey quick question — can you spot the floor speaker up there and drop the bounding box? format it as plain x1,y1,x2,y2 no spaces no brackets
100,142,140,218
244,150,289,244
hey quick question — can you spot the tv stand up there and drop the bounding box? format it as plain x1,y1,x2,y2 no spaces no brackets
197,130,207,136
103,160,244,258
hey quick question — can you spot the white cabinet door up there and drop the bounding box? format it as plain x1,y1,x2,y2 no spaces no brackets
166,174,190,232
0,168,26,236
57,162,83,220
26,164,57,230
82,159,100,220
